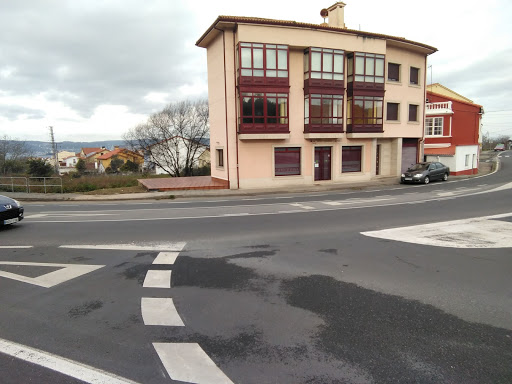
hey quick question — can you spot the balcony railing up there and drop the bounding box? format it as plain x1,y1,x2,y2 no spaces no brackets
426,101,453,115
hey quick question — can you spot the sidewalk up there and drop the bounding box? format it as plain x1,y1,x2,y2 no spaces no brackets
3,152,498,202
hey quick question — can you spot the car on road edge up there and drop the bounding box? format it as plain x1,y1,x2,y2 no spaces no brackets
0,195,24,226
401,162,450,184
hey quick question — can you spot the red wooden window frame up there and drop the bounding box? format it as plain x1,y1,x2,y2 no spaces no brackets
347,52,385,84
304,47,344,80
304,94,343,125
240,92,289,126
239,42,289,79
347,96,383,125
342,146,362,173
275,147,301,176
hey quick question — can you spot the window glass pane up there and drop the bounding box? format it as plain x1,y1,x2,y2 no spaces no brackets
375,58,384,76
266,49,276,69
311,72,322,79
253,69,264,77
348,57,353,76
322,73,333,80
409,105,418,121
365,57,374,75
375,77,384,83
333,73,343,80
241,69,252,76
347,98,352,120
254,96,264,116
275,148,300,176
278,50,287,70
242,97,253,116
387,103,398,121
333,98,342,118
364,100,374,124
355,75,365,82
355,56,365,75
334,54,343,73
342,146,362,172
311,52,321,72
354,99,364,117
267,70,277,77
277,70,288,77
323,53,333,72
253,43,263,48
253,48,263,68
304,52,309,72
388,63,399,81
322,97,332,119
410,67,419,84
375,101,383,119
241,48,251,68
304,98,309,123
311,98,321,117
267,97,277,117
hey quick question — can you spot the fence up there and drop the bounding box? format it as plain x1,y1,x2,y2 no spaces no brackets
0,177,28,193
0,177,63,193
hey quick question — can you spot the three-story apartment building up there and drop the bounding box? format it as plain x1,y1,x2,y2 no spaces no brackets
197,2,437,189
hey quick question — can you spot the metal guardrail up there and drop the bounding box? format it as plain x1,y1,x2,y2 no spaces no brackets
0,177,28,193
28,177,63,193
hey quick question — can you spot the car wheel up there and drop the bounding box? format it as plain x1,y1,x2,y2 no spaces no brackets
424,176,430,184
443,173,448,181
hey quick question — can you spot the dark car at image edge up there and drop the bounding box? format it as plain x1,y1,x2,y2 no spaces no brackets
401,162,450,184
0,195,24,226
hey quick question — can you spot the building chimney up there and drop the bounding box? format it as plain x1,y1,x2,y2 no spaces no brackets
327,2,346,28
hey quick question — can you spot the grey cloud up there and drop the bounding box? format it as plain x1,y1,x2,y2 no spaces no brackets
0,1,206,117
0,105,46,121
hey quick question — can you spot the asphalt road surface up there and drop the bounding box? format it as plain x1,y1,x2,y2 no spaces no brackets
1,151,511,383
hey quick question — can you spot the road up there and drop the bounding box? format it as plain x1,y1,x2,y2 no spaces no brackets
0,151,511,383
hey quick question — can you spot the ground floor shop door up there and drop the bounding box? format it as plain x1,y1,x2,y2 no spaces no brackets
314,147,331,181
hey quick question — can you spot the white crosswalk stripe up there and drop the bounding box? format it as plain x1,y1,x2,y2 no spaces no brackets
141,297,184,326
153,343,234,384
143,270,172,288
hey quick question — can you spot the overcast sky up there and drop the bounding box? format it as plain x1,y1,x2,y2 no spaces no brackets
1,0,511,142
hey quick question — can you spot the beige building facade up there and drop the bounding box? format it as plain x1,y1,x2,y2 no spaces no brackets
197,2,437,189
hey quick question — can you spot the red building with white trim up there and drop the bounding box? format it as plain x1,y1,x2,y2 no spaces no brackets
424,84,483,176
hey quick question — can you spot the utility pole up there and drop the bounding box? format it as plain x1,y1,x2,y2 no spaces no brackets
49,126,59,174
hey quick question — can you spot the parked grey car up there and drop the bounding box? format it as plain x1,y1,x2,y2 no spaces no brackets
401,162,450,184
0,195,24,225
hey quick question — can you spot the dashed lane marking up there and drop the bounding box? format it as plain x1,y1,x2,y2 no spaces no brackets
141,298,184,326
153,251,179,265
323,197,392,206
0,246,33,249
0,337,140,384
143,270,172,289
290,203,315,210
0,262,104,288
153,343,234,384
59,242,186,252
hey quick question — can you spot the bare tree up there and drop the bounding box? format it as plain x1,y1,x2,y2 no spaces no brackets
0,135,31,175
124,99,209,177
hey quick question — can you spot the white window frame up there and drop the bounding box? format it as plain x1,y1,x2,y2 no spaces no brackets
425,117,443,136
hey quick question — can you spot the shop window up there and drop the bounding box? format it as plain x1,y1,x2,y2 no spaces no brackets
275,147,301,176
342,146,362,173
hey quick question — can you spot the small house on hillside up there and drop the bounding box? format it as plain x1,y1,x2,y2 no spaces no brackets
96,146,144,173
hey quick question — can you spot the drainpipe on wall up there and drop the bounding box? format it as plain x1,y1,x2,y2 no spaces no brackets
422,55,428,163
233,27,240,189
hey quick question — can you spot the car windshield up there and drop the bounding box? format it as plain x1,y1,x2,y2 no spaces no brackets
408,163,428,171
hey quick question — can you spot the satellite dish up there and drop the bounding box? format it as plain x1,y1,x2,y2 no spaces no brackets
320,8,328,18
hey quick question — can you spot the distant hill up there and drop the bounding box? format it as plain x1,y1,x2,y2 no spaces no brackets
24,140,125,157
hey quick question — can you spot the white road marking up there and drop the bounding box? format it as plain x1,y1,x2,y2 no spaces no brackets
362,212,512,248
0,337,139,384
0,262,104,288
0,246,33,249
141,298,184,326
323,197,392,206
437,187,481,197
153,343,234,384
60,242,186,251
153,251,179,265
143,270,172,289
222,213,250,216
290,203,315,210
